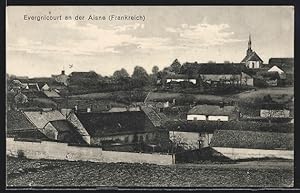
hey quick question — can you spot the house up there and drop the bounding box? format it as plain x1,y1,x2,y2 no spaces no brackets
6,110,49,140
69,71,99,80
241,35,263,69
260,103,290,118
165,74,197,84
210,130,293,160
47,81,68,95
52,70,69,86
169,126,213,150
141,106,168,127
45,120,86,144
27,83,40,91
255,70,282,87
187,104,239,122
241,72,254,86
198,63,253,86
268,65,284,75
22,109,88,144
268,58,294,74
43,90,61,98
268,58,294,85
108,106,141,113
143,101,172,112
38,83,50,91
76,111,169,147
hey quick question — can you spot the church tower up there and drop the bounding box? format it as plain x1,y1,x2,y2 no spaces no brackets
247,34,252,56
241,34,263,68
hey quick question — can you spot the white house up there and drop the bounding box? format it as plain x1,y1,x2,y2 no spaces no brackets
169,131,213,150
187,105,238,122
260,109,290,118
268,65,284,74
165,74,197,84
52,70,69,86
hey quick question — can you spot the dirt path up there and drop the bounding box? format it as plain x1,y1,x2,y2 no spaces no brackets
174,160,293,170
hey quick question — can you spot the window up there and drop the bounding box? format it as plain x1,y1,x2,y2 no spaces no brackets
124,136,129,143
139,135,144,142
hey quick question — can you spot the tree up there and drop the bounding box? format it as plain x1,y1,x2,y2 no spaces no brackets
113,68,129,80
131,66,149,87
14,92,28,104
170,59,181,74
152,66,159,75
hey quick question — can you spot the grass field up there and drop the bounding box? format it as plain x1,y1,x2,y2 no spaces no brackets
6,157,293,187
233,87,294,102
68,87,293,105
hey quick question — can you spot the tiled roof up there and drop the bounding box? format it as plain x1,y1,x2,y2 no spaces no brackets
188,105,236,116
20,77,53,83
6,110,48,140
269,58,294,65
268,58,294,73
22,90,47,98
49,120,87,144
165,74,198,79
76,111,148,137
198,63,244,75
67,112,90,137
49,120,73,132
23,110,65,128
7,110,37,131
141,106,166,127
43,90,60,98
241,51,263,63
210,130,293,150
108,107,128,112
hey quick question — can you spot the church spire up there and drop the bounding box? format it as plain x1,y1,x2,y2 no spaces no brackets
247,33,253,56
248,34,251,49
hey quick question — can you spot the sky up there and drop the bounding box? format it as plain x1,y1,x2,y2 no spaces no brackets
6,6,294,77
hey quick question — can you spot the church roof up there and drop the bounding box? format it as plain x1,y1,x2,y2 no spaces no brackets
241,51,263,63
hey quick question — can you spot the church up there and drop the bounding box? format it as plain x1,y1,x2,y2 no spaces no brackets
241,35,263,69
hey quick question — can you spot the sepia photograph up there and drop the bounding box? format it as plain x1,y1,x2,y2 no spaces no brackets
6,5,294,188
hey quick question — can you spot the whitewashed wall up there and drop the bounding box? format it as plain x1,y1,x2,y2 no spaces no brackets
169,131,213,149
6,138,173,165
187,115,206,121
213,147,294,160
166,79,196,84
260,109,290,118
208,115,229,121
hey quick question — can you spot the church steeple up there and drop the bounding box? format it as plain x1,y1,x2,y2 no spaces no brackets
247,34,253,56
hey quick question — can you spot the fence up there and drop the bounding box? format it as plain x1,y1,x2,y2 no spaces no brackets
6,138,173,165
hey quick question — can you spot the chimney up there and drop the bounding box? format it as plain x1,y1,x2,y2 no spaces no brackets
61,70,65,75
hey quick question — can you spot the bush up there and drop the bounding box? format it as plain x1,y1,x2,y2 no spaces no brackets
17,150,25,158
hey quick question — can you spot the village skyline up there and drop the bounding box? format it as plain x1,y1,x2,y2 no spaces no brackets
6,6,294,78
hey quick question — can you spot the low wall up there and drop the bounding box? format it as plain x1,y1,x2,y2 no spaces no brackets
6,138,172,165
102,151,172,165
213,147,294,160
